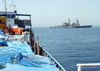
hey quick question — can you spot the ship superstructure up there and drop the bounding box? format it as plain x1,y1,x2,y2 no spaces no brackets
50,19,92,28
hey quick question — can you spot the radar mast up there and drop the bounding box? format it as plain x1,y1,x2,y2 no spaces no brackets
3,0,7,11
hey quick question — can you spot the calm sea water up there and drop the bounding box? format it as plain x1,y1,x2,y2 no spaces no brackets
33,27,100,71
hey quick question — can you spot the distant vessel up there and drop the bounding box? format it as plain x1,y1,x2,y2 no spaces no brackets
50,19,92,28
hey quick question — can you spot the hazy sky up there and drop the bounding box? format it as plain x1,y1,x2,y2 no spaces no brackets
0,0,100,27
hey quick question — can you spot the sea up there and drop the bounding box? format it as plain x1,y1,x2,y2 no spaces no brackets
33,27,100,71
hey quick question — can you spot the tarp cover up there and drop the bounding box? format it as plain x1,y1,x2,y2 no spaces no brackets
0,29,5,37
0,29,59,71
0,38,8,46
0,41,59,71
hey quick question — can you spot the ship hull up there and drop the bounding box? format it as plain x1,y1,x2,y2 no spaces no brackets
50,25,92,28
72,25,92,28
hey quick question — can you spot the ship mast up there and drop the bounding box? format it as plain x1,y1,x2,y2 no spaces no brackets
3,0,7,11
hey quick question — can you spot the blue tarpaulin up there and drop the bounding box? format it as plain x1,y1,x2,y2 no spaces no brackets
0,38,8,46
0,29,5,37
0,37,59,71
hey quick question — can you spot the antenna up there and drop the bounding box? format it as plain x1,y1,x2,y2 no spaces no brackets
12,0,16,11
3,0,7,11
9,5,11,11
5,0,6,11
13,5,16,11
12,0,13,11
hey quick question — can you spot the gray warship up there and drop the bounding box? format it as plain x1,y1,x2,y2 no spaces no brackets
50,19,92,28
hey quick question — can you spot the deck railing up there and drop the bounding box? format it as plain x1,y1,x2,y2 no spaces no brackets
31,35,66,71
77,63,100,71
42,48,66,71
30,29,66,71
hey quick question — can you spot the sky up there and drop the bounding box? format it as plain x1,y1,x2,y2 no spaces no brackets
0,0,100,27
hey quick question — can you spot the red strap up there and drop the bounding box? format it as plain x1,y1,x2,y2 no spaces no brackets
2,28,7,37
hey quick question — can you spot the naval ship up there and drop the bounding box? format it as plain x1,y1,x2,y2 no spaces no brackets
50,19,92,28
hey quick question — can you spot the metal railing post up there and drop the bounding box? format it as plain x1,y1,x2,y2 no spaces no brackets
33,39,36,54
77,65,81,71
37,36,40,55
